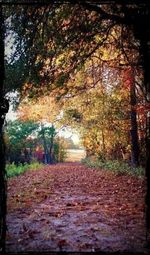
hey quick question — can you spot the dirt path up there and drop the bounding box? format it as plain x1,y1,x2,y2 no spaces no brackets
6,163,147,253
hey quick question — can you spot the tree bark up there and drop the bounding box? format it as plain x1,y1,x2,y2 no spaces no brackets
49,128,54,164
129,67,139,167
0,5,9,254
40,123,49,164
133,17,150,245
140,39,150,245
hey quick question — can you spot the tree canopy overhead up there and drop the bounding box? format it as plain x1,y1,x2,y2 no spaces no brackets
4,2,150,99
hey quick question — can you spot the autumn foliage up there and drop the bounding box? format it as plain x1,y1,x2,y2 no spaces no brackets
6,163,146,252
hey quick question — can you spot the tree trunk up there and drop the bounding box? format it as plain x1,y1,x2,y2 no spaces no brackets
129,67,139,167
101,89,106,160
49,124,55,164
133,18,150,245
0,5,9,254
49,139,54,164
40,123,49,164
49,136,53,163
101,128,105,160
140,39,150,245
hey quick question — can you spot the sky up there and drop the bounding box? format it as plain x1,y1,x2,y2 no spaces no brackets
59,129,80,145
6,105,17,121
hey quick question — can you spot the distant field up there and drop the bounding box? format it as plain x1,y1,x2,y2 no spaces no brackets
65,149,86,162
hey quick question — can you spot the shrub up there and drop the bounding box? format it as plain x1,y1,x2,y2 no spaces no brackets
53,143,67,162
28,161,44,171
81,157,144,177
6,163,28,178
6,161,44,178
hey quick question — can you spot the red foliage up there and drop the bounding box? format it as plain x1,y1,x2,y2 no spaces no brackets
122,67,134,90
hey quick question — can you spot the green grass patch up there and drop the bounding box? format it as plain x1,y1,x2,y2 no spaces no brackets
6,161,44,178
81,157,144,177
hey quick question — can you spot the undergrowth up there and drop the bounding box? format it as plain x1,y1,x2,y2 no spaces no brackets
81,157,144,177
6,161,44,178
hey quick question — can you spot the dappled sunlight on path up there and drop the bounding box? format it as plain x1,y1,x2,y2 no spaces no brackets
6,163,146,253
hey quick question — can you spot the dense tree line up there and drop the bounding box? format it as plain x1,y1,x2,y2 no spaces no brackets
4,119,70,165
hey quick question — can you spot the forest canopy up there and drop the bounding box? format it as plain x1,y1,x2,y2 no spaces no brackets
3,2,149,169
4,3,149,97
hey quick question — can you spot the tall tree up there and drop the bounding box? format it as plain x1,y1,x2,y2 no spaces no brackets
38,124,56,164
5,120,38,164
17,95,62,164
0,5,9,254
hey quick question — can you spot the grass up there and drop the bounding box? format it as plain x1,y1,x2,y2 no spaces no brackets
81,157,145,177
6,161,44,178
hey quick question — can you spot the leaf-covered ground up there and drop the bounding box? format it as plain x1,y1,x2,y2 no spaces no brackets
6,163,147,253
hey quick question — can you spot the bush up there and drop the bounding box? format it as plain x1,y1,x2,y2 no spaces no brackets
53,143,67,162
6,161,44,178
81,157,144,177
28,161,44,171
